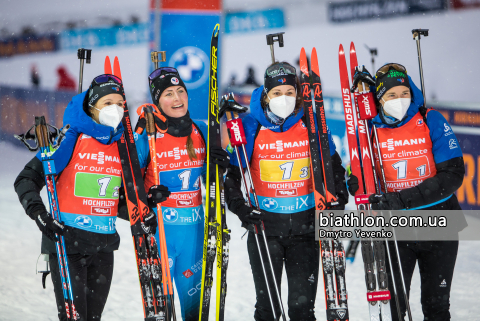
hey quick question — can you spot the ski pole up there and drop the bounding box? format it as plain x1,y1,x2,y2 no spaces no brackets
77,48,92,94
266,32,285,64
232,118,286,321
144,104,176,321
372,125,413,321
412,29,429,108
151,51,166,70
223,107,286,321
16,117,77,320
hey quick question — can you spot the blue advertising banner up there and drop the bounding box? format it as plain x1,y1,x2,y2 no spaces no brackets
323,96,348,163
0,34,58,58
328,0,447,23
432,104,480,210
60,23,148,51
225,8,285,34
158,13,220,120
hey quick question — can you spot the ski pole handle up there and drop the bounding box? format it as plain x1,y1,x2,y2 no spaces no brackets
150,51,166,70
266,32,285,64
77,48,92,94
412,29,429,108
143,105,156,136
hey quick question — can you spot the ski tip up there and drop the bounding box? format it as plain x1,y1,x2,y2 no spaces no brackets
339,44,345,54
104,56,112,75
113,56,122,81
213,24,220,37
350,42,356,53
311,48,319,75
299,47,309,76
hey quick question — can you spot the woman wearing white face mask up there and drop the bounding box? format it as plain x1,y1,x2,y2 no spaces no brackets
348,63,466,321
14,74,145,320
224,62,348,320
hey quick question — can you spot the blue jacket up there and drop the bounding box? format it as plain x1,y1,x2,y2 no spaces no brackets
35,91,124,171
30,91,125,255
372,76,462,165
226,86,342,237
231,86,336,167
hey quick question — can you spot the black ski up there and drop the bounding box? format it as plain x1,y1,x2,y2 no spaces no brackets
108,57,168,321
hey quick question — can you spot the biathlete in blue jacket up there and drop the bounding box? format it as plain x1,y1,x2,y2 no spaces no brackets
224,61,349,321
348,63,467,321
134,68,230,321
14,74,153,320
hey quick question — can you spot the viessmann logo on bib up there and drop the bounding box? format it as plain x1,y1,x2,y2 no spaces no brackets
157,147,205,160
381,138,426,152
79,152,121,165
258,140,309,153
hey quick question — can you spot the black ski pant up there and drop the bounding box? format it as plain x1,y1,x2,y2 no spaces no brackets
49,251,114,321
387,240,459,321
247,232,319,321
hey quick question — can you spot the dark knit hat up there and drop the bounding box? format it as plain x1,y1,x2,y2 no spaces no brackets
263,62,297,95
149,68,188,104
87,74,124,107
375,65,410,100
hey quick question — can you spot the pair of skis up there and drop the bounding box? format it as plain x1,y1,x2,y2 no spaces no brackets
299,47,348,321
199,24,231,321
339,42,393,321
105,57,173,321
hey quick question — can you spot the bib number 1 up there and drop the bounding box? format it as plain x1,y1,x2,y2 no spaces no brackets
97,177,111,197
391,160,428,180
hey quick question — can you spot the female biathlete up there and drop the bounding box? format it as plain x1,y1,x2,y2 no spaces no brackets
14,74,157,320
224,61,349,321
349,63,467,321
134,68,229,321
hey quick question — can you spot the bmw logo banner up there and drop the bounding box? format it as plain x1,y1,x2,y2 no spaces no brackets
149,0,221,120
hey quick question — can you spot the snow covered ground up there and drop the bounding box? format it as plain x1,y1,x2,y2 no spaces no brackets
1,140,480,320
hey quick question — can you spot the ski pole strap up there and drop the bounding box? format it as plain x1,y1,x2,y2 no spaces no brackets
42,271,50,289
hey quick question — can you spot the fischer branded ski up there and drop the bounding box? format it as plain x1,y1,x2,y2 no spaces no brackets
300,47,348,321
199,24,231,321
106,57,168,321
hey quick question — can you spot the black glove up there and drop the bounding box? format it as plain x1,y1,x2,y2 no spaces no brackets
351,65,375,93
143,211,158,234
347,173,360,196
369,193,405,210
210,146,230,170
33,210,65,241
236,205,265,230
147,185,171,208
